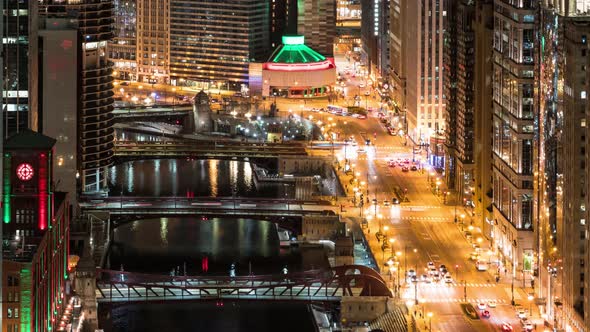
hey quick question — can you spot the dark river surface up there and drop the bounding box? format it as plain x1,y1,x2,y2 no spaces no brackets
100,131,322,331
99,217,328,331
109,159,294,198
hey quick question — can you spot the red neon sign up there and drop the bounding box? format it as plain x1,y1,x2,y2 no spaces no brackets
16,163,34,181
264,60,334,72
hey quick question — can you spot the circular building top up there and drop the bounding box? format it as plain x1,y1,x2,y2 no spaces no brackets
265,35,335,71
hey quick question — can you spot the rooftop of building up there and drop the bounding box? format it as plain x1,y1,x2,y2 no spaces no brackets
268,36,327,64
5,129,57,150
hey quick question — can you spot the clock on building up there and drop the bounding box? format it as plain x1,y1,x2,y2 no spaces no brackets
16,163,34,181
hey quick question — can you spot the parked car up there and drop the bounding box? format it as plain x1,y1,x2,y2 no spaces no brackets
482,310,491,318
411,165,418,171
401,166,409,172
392,198,400,204
477,302,487,310
488,300,497,308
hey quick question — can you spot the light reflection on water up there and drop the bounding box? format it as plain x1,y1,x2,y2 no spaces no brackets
109,159,293,197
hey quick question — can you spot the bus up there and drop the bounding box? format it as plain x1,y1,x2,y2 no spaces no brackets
327,105,347,115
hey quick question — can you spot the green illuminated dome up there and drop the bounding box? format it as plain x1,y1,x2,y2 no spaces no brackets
268,36,327,63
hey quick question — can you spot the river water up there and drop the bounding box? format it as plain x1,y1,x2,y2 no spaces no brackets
100,131,321,331
109,159,294,198
99,218,329,331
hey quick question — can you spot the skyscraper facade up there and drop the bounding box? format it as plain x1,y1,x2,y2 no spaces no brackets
491,0,536,283
297,0,336,57
537,1,590,330
39,0,115,193
389,0,446,145
110,0,137,81
1,0,39,135
136,0,168,83
361,0,389,78
443,0,475,200
473,0,494,244
168,0,269,89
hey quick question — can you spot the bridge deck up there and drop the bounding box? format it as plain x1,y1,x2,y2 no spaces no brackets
79,196,337,216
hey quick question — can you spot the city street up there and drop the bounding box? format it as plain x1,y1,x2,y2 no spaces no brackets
111,49,541,332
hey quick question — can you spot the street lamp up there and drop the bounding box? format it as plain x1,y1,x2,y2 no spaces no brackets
413,248,418,305
528,294,534,316
427,312,433,331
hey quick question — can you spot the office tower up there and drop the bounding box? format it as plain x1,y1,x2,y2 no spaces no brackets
389,0,446,145
110,0,137,81
1,0,39,135
270,0,297,50
537,2,590,330
39,0,115,193
136,0,168,83
297,0,336,57
168,1,269,89
443,0,475,201
1,131,70,332
473,0,494,243
491,0,535,283
361,0,390,78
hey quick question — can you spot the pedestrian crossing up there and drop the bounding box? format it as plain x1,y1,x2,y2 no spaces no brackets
400,216,450,222
416,282,499,288
416,297,509,304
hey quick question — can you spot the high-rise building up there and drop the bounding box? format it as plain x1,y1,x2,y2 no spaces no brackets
1,131,70,332
39,0,115,193
536,2,590,330
388,0,446,145
168,1,269,90
443,0,475,201
297,0,336,57
491,0,536,284
1,0,39,135
473,0,494,245
110,0,137,81
269,0,297,50
361,0,389,79
136,0,168,83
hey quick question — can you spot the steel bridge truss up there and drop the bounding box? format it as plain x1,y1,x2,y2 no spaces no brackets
96,265,391,303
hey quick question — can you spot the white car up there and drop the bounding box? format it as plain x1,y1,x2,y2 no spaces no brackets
488,300,497,308
359,83,366,88
444,274,453,283
477,302,487,310
517,309,527,319
427,261,436,269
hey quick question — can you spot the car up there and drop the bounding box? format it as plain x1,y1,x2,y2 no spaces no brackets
481,310,490,318
407,269,416,277
427,261,435,269
470,252,480,261
411,165,418,171
372,198,378,205
517,309,527,319
428,267,437,275
383,200,390,207
401,166,409,172
388,161,396,167
365,139,372,145
351,141,358,146
432,271,440,281
444,274,453,283
439,264,447,272
392,198,400,204
501,323,513,331
520,318,534,331
357,114,367,119
357,148,367,154
421,274,432,283
477,302,487,310
364,91,370,96
488,300,497,308
411,275,418,283
359,83,365,88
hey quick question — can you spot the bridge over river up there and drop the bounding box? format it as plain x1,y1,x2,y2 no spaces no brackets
96,265,392,303
80,196,338,218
